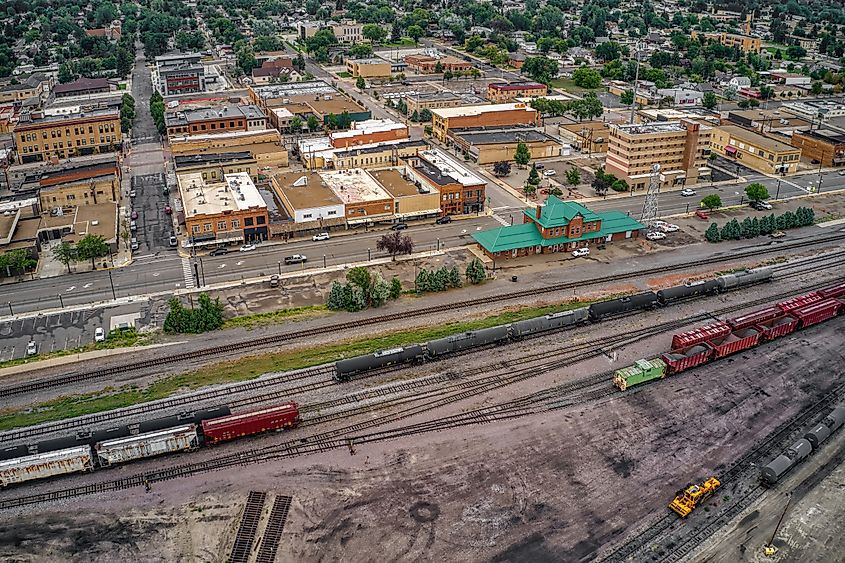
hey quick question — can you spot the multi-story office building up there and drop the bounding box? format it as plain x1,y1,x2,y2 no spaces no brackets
712,125,802,175
486,82,548,103
13,108,121,164
155,53,205,96
164,104,267,139
430,103,539,143
605,120,712,190
690,31,761,53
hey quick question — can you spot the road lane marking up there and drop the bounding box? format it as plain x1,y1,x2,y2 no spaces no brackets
66,286,76,292
236,260,244,266
218,264,226,269
83,283,93,288
152,272,160,277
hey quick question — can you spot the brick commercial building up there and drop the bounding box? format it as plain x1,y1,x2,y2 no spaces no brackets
165,104,267,139
430,103,539,143
369,168,441,221
168,129,289,168
404,55,473,74
248,81,370,128
13,108,122,164
473,196,643,259
53,78,116,98
712,125,801,175
405,92,463,115
333,139,427,170
178,171,269,246
329,119,408,148
0,73,53,105
790,129,845,167
605,120,712,191
346,58,392,79
320,169,395,224
38,158,121,211
561,121,610,154
271,171,346,229
486,82,547,103
155,53,205,96
450,127,565,164
174,152,259,182
405,148,486,215
690,31,761,53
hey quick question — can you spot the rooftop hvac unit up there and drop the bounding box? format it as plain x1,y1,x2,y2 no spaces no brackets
91,220,99,226
293,175,308,187
239,194,245,200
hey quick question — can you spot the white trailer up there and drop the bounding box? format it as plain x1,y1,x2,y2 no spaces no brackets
0,446,94,487
95,424,199,467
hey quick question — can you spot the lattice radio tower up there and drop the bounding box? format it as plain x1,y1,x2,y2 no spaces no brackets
640,164,661,229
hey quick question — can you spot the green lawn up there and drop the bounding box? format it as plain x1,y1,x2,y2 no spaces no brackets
0,299,595,431
549,78,596,94
336,71,352,78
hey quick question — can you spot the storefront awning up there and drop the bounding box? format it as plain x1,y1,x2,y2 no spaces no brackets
725,146,738,155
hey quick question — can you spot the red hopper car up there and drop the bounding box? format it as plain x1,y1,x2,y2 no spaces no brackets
201,402,300,444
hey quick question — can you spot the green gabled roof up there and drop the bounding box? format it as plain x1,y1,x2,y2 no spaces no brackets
524,195,601,228
473,208,645,253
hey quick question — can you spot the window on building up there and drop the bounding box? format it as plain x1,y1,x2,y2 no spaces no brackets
218,221,226,230
232,219,240,229
192,225,200,233
327,210,336,216
256,216,266,225
303,213,313,219
244,217,254,226
204,223,212,232
67,194,75,200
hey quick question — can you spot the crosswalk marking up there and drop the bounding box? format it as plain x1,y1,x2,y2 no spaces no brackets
493,214,509,226
181,258,195,289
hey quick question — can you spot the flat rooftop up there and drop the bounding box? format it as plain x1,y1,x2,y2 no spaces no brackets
431,103,537,119
250,81,335,100
165,104,265,127
613,122,688,135
169,128,282,144
349,58,389,65
331,119,406,140
416,149,486,187
408,92,462,102
796,128,845,144
334,139,427,158
489,82,546,91
15,107,118,128
719,125,799,153
272,172,342,209
178,171,265,218
68,203,118,242
174,152,254,167
452,128,556,145
320,169,392,203
369,168,435,198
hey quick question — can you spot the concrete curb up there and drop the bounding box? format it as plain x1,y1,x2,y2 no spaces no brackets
0,247,468,324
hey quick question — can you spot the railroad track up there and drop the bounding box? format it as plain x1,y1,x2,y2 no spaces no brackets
4,231,844,399
229,491,267,563
256,496,293,563
596,381,845,563
3,279,844,511
3,265,844,449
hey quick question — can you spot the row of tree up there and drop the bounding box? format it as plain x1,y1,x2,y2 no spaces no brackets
51,235,111,272
705,208,816,243
415,266,463,294
120,94,136,134
0,249,36,279
529,95,604,122
164,294,225,334
326,267,401,312
592,168,628,195
150,91,166,135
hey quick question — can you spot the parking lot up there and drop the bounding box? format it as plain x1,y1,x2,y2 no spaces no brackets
131,172,176,256
0,303,150,361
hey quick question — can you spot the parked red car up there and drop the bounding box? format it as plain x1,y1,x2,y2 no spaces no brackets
164,206,172,215
695,210,709,220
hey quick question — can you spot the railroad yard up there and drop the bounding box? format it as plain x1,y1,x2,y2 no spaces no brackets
1,229,845,561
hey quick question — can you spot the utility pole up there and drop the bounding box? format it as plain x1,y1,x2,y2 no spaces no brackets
107,270,117,300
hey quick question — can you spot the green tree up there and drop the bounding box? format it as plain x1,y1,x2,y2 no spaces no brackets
702,91,718,110
307,115,321,131
371,274,390,307
466,258,486,284
116,44,134,78
407,25,424,44
782,211,798,229
522,56,558,83
759,215,772,235
58,62,76,84
327,281,349,310
573,67,602,88
745,182,770,202
811,81,823,96
290,116,303,133
349,43,374,58
704,223,721,243
750,217,760,237
52,241,76,274
389,276,402,299
75,234,110,269
164,297,188,333
348,284,367,311
740,217,754,238
620,89,634,105
514,142,531,166
346,266,374,305
526,165,541,186
434,61,444,74
419,109,432,122
448,267,462,288
415,269,430,293
443,69,453,81
700,194,722,210
356,76,365,90
728,218,742,239
363,24,387,43
391,21,401,43
565,168,581,186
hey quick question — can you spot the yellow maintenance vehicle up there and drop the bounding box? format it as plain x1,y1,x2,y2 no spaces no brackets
669,477,721,518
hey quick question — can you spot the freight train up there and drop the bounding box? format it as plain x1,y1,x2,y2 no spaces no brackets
613,282,845,391
335,268,774,380
0,403,300,488
761,405,845,485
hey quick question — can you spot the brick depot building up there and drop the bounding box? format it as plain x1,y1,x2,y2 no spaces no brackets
473,196,643,259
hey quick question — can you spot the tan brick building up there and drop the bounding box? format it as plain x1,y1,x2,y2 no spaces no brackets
320,169,394,224
450,128,563,164
405,149,486,215
369,168,441,220
605,120,713,190
486,82,547,103
346,58,392,79
13,108,121,164
404,55,473,74
169,129,289,168
38,159,121,211
691,31,761,53
329,119,408,148
712,125,801,175
790,129,845,167
431,103,539,143
405,92,463,115
164,104,267,139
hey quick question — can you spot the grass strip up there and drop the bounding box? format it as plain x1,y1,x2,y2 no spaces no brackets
222,305,329,330
0,299,589,431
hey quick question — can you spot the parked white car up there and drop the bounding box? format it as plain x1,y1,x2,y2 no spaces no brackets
239,244,257,252
680,188,696,197
656,223,680,232
543,169,557,176
646,231,667,241
26,341,37,356
571,247,590,257
94,327,106,343
312,232,330,242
